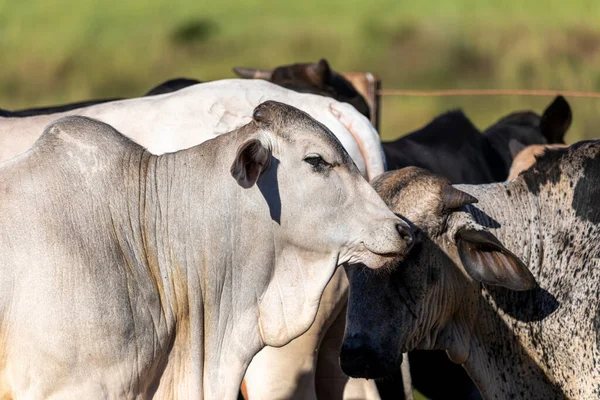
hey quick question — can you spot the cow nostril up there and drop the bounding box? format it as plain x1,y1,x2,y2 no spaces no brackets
397,225,414,245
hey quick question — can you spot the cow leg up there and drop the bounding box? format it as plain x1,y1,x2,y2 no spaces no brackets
243,335,318,400
314,299,348,400
401,353,414,400
343,378,381,400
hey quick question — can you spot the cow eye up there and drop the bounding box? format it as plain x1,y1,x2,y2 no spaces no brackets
304,155,331,169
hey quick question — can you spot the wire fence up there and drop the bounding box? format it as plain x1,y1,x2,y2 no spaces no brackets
377,89,600,98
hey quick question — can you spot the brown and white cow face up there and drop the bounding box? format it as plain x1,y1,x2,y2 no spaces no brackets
230,101,414,346
340,167,536,379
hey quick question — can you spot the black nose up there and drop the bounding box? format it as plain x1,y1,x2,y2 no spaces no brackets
340,339,398,379
397,224,414,246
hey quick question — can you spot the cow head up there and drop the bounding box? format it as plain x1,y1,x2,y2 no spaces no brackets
233,59,371,120
230,101,413,347
340,167,536,379
483,96,572,173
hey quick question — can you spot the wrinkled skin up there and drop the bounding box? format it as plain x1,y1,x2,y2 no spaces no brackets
0,102,413,399
343,141,600,399
243,269,381,400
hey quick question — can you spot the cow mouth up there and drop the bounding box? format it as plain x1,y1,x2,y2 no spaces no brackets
364,245,408,270
361,242,406,258
361,228,415,258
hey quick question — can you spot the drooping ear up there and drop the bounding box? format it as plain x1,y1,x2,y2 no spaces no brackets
232,67,274,80
540,95,571,144
508,139,527,159
230,138,272,188
442,185,478,210
456,229,537,291
307,58,332,87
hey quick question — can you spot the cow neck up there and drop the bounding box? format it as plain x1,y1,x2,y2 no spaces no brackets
454,179,579,398
136,134,268,399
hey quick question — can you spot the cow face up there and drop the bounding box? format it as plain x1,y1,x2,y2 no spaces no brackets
340,167,536,379
233,59,371,120
231,101,413,346
484,96,572,172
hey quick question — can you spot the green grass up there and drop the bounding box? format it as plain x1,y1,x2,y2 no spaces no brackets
1,0,599,143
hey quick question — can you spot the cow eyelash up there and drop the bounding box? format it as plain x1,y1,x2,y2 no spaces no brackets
304,155,331,169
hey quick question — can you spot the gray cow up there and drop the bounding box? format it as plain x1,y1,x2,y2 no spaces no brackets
0,101,413,399
342,141,600,399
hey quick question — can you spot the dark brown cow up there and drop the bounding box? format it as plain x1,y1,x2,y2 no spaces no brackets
233,58,371,121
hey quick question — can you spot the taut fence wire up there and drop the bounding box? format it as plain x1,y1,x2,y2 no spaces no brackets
378,89,600,98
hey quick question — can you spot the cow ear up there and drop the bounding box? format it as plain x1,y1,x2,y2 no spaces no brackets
456,229,537,291
232,67,273,80
509,139,527,159
307,59,332,87
540,95,571,144
231,138,272,188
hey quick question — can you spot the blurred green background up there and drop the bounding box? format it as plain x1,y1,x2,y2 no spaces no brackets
1,0,599,143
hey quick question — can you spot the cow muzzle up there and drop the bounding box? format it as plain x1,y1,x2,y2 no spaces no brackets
356,219,414,269
340,334,400,379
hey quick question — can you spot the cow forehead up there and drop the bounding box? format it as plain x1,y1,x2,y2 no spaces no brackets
373,168,446,206
256,101,349,158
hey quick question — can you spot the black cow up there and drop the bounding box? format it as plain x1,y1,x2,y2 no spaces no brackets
0,78,200,117
383,96,572,184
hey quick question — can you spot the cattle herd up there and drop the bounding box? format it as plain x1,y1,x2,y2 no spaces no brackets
0,58,598,400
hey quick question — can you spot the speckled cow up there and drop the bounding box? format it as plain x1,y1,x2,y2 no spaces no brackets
341,140,600,399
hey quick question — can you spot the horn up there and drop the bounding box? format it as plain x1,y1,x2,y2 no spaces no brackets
442,185,478,209
232,67,273,80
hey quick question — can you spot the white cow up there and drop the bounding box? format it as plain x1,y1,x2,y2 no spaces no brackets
0,80,389,398
0,79,384,399
0,103,415,399
0,79,384,180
